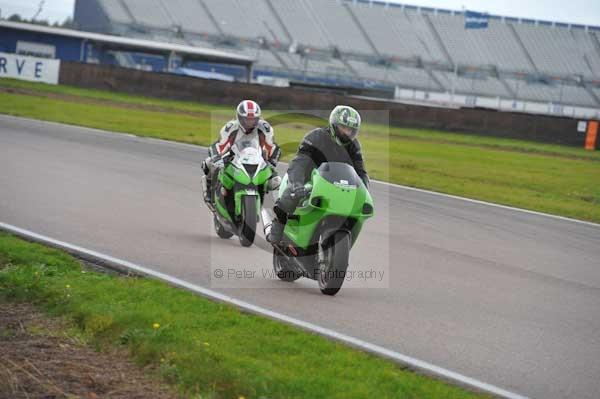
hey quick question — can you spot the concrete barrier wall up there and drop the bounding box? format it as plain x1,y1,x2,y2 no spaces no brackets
59,62,589,147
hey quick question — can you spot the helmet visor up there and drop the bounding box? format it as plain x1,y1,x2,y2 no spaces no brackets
239,115,258,132
335,124,358,143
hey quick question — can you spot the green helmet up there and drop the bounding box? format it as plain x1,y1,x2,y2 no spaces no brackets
329,105,361,146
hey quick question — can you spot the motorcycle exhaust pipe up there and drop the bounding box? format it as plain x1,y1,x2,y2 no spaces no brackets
261,208,274,238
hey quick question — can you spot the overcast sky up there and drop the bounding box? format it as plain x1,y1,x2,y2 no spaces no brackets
0,0,74,22
0,0,599,26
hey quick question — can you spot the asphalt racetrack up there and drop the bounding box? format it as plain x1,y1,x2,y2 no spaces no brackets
1,115,599,399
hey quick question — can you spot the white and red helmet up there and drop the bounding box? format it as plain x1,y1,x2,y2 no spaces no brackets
236,100,261,133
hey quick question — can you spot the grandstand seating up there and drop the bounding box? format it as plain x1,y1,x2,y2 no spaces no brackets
277,52,304,71
303,56,351,77
347,59,438,89
121,0,173,29
97,0,132,25
432,71,512,98
348,3,407,58
233,0,289,44
158,0,219,35
504,79,597,106
246,48,286,70
344,4,449,64
384,6,448,64
75,0,600,109
268,0,330,49
572,30,600,79
513,23,592,77
307,0,374,54
428,14,534,72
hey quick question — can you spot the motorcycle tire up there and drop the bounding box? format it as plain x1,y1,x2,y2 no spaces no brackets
273,248,301,282
239,195,257,247
318,231,350,296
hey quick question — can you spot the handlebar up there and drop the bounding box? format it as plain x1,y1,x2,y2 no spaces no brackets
212,151,233,165
303,183,313,197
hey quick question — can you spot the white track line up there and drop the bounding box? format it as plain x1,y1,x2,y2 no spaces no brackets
0,221,528,399
373,180,600,228
3,114,598,228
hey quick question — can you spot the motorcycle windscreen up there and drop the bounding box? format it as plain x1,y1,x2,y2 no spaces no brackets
235,139,261,152
316,162,363,188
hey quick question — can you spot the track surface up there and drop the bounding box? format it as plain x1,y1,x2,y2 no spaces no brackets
2,115,599,399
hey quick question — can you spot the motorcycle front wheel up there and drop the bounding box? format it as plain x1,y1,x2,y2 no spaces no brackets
239,195,257,247
273,248,301,282
318,231,350,296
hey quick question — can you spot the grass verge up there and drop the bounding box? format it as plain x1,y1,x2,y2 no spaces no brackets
0,232,487,398
0,302,180,398
1,78,599,223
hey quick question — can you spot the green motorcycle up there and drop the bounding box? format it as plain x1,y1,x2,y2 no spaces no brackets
263,162,374,295
203,140,275,247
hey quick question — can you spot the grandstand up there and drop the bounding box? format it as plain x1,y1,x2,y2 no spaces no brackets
73,0,600,114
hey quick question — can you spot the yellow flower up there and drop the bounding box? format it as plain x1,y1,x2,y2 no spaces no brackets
65,284,71,289
239,396,246,399
153,323,160,329
203,342,210,347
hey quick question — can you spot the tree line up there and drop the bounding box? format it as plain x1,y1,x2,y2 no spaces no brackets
3,13,75,29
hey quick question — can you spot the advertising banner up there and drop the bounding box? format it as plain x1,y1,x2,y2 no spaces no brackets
465,11,489,29
0,52,60,84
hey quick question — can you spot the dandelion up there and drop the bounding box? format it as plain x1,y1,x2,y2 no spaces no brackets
153,323,160,329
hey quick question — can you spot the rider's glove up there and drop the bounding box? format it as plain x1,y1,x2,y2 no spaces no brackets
208,154,224,169
213,157,224,169
289,184,309,199
267,175,281,191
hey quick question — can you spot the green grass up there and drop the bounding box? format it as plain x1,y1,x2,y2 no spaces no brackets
1,78,599,223
0,77,233,115
0,232,486,399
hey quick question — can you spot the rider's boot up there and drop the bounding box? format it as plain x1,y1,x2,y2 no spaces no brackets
201,158,212,204
266,218,284,243
266,205,287,243
203,177,212,203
